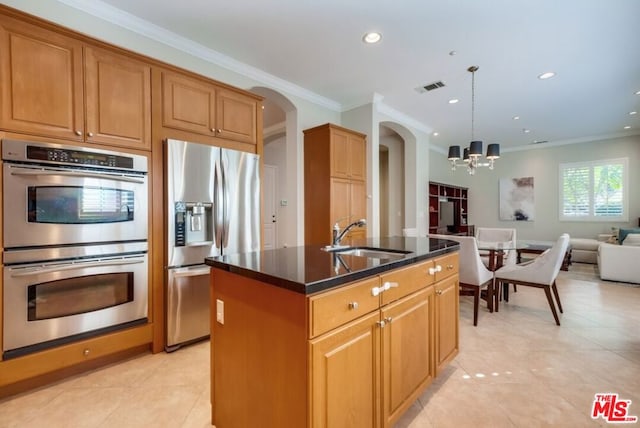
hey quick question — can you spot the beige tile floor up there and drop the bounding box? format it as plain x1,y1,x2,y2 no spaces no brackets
1,263,639,427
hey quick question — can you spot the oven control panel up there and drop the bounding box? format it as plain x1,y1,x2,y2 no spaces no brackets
26,145,134,169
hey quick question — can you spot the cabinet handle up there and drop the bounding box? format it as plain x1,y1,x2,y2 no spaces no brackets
384,317,393,324
348,301,359,310
428,265,442,275
83,348,90,357
75,130,82,136
376,320,386,328
447,264,454,270
210,128,215,132
436,290,443,295
371,281,399,296
382,281,398,291
217,129,222,133
87,132,94,137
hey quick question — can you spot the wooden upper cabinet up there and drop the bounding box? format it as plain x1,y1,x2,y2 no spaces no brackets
349,134,366,181
330,127,366,181
0,14,84,140
216,88,257,144
162,71,258,144
161,71,215,135
84,47,151,150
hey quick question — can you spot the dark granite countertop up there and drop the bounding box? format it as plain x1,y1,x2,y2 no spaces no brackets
205,236,459,294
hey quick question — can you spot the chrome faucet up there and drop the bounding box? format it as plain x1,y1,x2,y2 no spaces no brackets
332,218,367,247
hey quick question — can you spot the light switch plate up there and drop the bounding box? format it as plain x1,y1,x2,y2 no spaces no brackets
216,299,224,325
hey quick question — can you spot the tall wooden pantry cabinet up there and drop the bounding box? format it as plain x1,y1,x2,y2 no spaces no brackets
304,123,367,245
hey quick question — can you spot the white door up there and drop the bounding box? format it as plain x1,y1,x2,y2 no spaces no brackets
263,165,278,249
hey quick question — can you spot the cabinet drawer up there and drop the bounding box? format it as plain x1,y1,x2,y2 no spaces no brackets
380,260,434,305
434,253,459,282
308,277,380,338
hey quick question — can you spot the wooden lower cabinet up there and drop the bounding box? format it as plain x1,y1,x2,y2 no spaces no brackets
210,253,459,428
310,311,381,428
381,287,434,427
435,274,460,373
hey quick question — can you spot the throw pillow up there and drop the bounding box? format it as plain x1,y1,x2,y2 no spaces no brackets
618,228,640,244
622,233,640,246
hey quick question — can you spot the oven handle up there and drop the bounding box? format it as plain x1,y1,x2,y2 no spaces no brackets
10,258,145,277
9,167,145,184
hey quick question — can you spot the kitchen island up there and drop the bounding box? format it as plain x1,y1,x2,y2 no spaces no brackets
205,236,460,428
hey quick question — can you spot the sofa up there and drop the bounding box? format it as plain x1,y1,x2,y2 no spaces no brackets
597,233,640,284
570,234,612,264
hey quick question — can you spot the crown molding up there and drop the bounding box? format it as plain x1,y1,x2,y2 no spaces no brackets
55,0,341,111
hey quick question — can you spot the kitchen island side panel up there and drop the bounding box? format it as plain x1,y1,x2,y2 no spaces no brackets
210,268,307,427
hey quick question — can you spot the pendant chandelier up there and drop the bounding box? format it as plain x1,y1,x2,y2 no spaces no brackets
447,66,500,175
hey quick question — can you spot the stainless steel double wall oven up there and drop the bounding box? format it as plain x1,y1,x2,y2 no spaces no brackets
2,139,149,359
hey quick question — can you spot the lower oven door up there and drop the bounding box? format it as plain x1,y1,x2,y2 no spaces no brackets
3,252,148,358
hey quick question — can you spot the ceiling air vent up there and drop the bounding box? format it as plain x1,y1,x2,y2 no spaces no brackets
531,140,549,145
415,81,446,93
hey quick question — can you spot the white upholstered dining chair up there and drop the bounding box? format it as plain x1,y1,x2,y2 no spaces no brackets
493,233,570,325
475,227,517,268
429,234,494,326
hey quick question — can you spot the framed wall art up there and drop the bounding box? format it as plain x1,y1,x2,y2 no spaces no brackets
499,177,535,221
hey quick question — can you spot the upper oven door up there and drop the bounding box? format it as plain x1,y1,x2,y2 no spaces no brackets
3,163,148,248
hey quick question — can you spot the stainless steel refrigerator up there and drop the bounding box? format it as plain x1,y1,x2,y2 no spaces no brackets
165,139,260,351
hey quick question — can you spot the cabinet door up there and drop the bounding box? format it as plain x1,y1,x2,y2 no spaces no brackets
330,128,350,178
330,177,351,232
161,71,216,136
381,287,434,428
435,275,459,373
0,15,84,140
349,133,366,181
348,180,367,239
84,47,151,150
310,311,381,428
216,88,257,144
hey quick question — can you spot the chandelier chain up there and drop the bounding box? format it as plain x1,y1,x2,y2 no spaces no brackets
470,66,476,141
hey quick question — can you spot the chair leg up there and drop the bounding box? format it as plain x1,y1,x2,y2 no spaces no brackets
487,280,494,313
513,283,518,293
543,285,561,325
503,282,509,302
551,280,563,313
494,280,500,312
473,288,479,326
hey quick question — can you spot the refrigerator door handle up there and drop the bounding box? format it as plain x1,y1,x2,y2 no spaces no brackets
213,158,224,249
222,159,231,249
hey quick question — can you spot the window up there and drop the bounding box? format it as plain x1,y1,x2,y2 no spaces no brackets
559,158,628,221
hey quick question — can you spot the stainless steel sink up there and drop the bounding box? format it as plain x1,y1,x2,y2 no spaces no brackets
328,247,412,260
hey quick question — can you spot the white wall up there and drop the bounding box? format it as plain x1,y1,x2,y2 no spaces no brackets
429,135,640,240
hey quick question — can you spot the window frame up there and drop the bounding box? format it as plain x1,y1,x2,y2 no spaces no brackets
559,157,628,222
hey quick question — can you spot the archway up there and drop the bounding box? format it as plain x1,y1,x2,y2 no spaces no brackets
250,87,298,248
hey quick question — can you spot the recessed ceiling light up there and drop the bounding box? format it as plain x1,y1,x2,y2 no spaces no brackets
523,128,531,133
512,116,520,120
624,125,631,129
538,72,556,80
448,99,459,104
630,111,637,115
362,32,382,44
636,90,640,95
433,132,439,136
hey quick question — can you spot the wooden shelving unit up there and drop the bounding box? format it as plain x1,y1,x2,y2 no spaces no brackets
428,181,473,235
